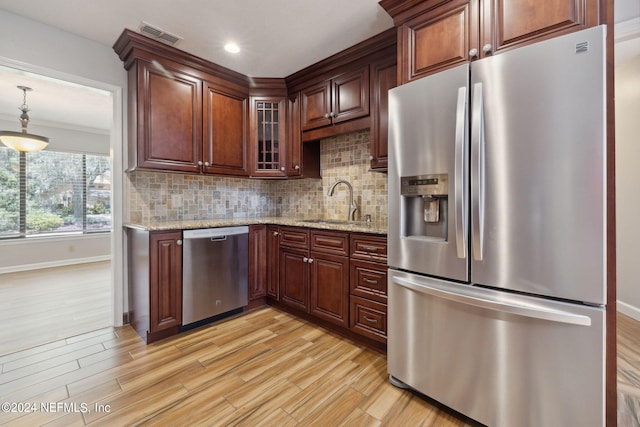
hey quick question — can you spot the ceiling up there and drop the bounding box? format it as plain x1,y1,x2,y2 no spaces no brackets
0,1,638,134
0,0,394,78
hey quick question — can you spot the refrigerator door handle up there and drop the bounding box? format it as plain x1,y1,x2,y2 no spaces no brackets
454,86,467,259
471,82,485,261
392,276,592,326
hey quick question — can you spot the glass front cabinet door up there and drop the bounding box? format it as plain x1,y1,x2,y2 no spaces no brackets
250,97,287,178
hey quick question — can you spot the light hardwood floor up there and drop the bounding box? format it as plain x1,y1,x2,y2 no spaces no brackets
0,261,112,357
0,306,638,426
0,307,478,426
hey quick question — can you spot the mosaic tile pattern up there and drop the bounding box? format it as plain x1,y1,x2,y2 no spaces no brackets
125,130,388,225
320,130,388,225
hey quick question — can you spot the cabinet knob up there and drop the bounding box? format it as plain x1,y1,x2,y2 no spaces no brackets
303,257,309,263
273,231,279,236
308,258,314,264
204,162,210,166
197,161,203,166
482,44,493,53
324,113,330,119
369,155,374,161
176,239,183,246
469,48,478,57
280,166,286,172
294,165,300,170
330,112,335,118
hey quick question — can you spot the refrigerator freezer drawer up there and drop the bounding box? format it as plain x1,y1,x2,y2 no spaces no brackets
388,269,605,427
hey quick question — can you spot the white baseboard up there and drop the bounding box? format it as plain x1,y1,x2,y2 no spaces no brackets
617,300,640,322
0,256,112,275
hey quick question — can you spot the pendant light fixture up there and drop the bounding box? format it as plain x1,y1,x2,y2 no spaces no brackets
0,86,49,152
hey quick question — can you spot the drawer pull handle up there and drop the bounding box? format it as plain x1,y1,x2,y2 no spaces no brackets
364,316,378,324
363,246,378,252
363,278,378,285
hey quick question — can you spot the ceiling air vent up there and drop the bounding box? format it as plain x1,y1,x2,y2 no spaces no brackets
138,21,183,46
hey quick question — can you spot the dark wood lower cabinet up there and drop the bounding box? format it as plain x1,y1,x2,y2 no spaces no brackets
350,296,388,344
267,226,280,299
128,228,182,343
310,252,349,327
273,227,387,349
279,246,310,312
248,225,267,300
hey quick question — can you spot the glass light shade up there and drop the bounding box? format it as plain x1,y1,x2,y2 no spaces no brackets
0,131,49,152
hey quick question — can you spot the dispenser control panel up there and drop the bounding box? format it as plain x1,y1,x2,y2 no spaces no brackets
401,174,448,197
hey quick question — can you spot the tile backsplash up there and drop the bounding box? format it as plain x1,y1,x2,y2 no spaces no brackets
125,130,388,225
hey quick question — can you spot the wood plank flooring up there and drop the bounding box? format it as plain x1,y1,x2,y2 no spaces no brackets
0,261,112,357
0,307,479,426
0,306,638,426
618,312,640,427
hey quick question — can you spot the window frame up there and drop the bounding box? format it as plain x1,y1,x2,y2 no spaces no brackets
0,147,112,239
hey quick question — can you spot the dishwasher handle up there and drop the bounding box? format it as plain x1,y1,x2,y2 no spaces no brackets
183,226,249,240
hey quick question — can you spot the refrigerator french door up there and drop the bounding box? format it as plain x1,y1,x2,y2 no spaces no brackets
387,26,607,427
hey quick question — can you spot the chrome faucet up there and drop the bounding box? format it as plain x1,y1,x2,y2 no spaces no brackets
327,179,358,221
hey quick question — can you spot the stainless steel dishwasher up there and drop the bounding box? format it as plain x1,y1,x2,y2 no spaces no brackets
182,226,249,326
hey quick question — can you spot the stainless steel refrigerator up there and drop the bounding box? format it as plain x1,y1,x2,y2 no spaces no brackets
387,26,607,427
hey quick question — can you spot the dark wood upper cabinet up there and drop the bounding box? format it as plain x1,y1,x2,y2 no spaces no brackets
398,0,479,83
249,96,287,178
485,0,601,56
380,0,603,83
331,67,370,125
203,83,248,176
301,66,369,131
301,80,332,130
114,29,249,176
135,60,203,173
370,56,397,170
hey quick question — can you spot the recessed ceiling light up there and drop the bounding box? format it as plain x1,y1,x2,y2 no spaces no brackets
224,42,240,54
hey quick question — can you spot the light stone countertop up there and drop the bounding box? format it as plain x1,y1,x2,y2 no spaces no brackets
124,217,388,235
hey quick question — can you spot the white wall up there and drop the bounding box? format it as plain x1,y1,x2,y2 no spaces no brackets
0,9,126,324
616,55,640,320
0,234,111,273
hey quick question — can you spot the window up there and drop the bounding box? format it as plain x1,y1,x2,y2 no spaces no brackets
0,146,112,238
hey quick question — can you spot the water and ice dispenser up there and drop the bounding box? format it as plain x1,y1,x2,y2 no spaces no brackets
400,174,448,241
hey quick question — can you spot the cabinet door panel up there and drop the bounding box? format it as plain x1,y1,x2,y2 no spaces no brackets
139,62,201,172
249,225,267,300
250,96,286,177
301,80,332,131
370,58,397,170
149,231,182,332
267,226,280,299
287,93,302,177
490,0,598,54
203,83,248,176
310,253,349,327
401,0,478,83
280,247,309,312
332,67,370,124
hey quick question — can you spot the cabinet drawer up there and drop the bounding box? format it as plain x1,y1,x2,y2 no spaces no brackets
279,227,310,249
350,259,387,303
350,296,387,344
310,230,349,256
350,234,387,263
